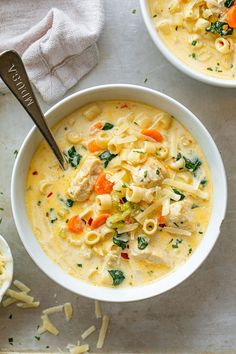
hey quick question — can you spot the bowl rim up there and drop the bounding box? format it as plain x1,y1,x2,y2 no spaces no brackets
11,84,227,302
0,235,13,302
139,0,236,88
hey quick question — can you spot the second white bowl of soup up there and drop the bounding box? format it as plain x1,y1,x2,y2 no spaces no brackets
140,0,236,87
11,84,227,302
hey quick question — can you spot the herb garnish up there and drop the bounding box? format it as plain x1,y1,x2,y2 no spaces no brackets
49,208,57,223
172,239,183,249
13,150,18,158
108,270,125,286
138,236,149,250
8,338,13,345
102,122,114,131
77,263,83,268
191,203,199,209
224,0,234,7
113,233,129,250
206,21,233,36
200,178,208,187
172,188,185,200
99,150,117,168
183,156,202,172
66,146,82,168
192,40,197,46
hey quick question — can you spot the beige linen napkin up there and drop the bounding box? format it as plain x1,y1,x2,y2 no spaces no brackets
0,0,104,103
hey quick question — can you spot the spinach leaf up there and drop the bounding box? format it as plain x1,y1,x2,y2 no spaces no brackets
108,270,125,286
172,239,182,249
113,233,129,250
206,21,233,36
225,0,234,7
183,156,202,172
102,122,114,130
99,150,117,168
138,236,149,250
65,199,74,207
172,188,185,200
66,146,82,168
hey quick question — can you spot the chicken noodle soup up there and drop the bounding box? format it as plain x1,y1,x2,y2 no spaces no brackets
149,0,236,79
26,101,212,287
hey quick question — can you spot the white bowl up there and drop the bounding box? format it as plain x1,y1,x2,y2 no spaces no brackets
11,84,227,302
0,235,13,302
140,0,236,88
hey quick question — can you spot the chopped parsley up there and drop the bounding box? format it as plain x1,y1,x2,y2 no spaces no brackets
99,150,117,168
138,236,149,250
65,146,82,168
200,178,208,187
49,208,57,224
192,40,197,46
153,14,157,18
206,21,233,36
13,150,18,158
191,203,199,209
192,53,196,59
207,67,213,71
108,269,125,286
102,122,114,131
188,247,193,255
172,188,185,200
77,263,83,268
0,218,2,224
144,78,148,83
172,239,183,249
144,170,148,178
8,337,13,345
35,336,40,341
59,196,74,208
132,9,136,14
224,0,234,7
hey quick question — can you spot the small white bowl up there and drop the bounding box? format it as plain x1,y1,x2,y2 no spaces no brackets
0,235,13,302
11,84,227,302
140,0,236,88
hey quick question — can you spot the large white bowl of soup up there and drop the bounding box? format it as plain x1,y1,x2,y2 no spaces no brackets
11,84,227,302
140,0,236,87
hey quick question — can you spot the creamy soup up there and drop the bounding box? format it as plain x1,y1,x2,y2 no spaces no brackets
148,0,236,79
26,101,212,288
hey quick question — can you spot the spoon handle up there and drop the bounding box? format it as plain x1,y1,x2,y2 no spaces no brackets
0,50,67,170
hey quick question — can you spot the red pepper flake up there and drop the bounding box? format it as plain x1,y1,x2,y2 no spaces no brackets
127,245,130,249
88,217,93,226
159,223,166,228
81,219,87,225
32,171,38,175
120,103,129,109
121,252,129,260
47,192,53,198
119,198,124,204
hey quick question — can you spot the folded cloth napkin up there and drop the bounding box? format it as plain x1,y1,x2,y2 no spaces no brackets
0,0,104,103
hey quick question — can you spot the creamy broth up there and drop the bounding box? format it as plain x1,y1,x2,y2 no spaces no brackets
26,101,212,288
148,0,236,79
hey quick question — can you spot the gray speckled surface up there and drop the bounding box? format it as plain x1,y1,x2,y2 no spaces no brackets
0,0,235,352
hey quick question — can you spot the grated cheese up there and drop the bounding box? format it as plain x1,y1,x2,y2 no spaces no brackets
81,325,96,340
97,315,109,349
64,302,73,321
95,300,102,319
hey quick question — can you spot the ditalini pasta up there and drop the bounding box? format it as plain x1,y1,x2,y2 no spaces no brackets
149,0,236,79
26,100,212,287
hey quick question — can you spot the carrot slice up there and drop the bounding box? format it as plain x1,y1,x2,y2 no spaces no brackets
94,172,114,194
157,213,165,225
227,5,236,28
141,129,163,142
91,214,111,229
88,140,100,153
94,122,103,129
68,215,84,233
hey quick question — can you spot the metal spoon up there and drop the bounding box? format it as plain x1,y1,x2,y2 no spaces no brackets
0,50,67,170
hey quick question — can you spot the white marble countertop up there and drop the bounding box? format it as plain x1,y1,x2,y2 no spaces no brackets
0,0,235,352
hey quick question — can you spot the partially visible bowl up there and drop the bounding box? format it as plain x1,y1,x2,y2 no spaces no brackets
11,84,227,302
0,235,13,302
140,0,236,88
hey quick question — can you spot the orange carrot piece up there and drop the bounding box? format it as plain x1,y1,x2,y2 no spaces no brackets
157,213,165,225
94,122,103,129
227,5,236,28
91,214,111,229
141,129,163,142
94,172,114,194
68,215,84,233
88,140,100,153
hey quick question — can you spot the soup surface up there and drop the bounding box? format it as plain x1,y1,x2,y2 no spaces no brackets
26,100,212,288
148,0,236,79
